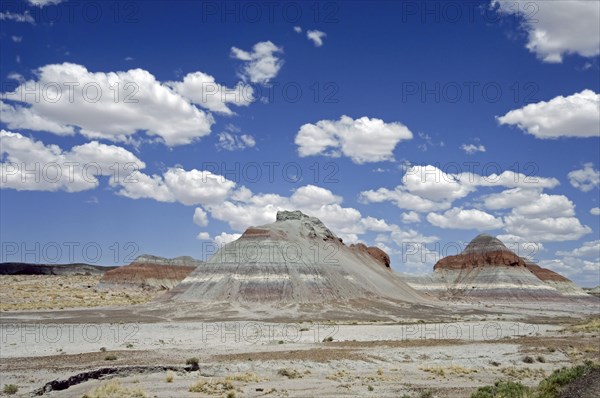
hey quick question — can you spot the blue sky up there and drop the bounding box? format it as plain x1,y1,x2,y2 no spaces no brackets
1,0,599,286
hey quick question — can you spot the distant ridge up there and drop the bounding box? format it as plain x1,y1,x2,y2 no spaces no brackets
0,262,116,276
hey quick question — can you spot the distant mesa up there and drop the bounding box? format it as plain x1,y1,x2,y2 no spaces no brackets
0,262,115,276
99,254,200,290
161,210,426,313
407,233,589,300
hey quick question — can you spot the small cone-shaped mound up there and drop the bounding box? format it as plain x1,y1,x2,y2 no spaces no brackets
163,211,427,310
409,234,588,300
463,234,512,253
434,233,526,271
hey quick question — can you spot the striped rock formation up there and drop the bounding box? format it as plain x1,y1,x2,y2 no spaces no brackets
163,211,427,312
406,234,589,300
99,254,200,290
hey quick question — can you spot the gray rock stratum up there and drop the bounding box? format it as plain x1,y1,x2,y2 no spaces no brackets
160,211,431,317
406,234,590,301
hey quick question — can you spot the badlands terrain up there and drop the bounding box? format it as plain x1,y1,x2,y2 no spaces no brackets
0,211,598,397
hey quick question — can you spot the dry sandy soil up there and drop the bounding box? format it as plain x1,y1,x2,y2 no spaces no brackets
0,276,598,397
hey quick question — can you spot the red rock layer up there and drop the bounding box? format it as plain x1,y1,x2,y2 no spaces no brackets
350,243,391,268
100,263,195,289
524,262,570,282
434,250,527,271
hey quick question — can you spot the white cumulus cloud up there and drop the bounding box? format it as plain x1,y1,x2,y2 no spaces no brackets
503,214,591,242
568,163,600,192
230,41,284,84
426,208,504,230
1,130,144,192
401,211,421,223
1,63,215,146
193,208,209,227
497,90,600,139
556,240,600,258
492,0,600,63
28,0,63,6
361,165,559,213
113,168,236,206
295,115,413,164
168,71,254,114
214,232,242,245
307,30,327,47
460,143,486,154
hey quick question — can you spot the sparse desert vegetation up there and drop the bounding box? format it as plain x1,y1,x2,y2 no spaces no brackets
472,361,600,398
3,384,18,395
568,318,600,333
420,365,478,378
185,357,199,370
0,275,157,311
82,381,148,398
188,379,235,395
278,368,304,379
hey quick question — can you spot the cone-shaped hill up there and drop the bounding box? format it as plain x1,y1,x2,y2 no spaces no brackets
407,234,589,300
161,211,430,314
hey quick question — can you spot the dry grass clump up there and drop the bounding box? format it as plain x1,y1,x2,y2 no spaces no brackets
326,369,349,382
189,379,235,394
500,367,546,380
420,365,478,377
82,381,148,398
277,368,303,379
165,371,174,383
225,372,265,383
523,356,535,364
3,384,18,395
568,318,600,333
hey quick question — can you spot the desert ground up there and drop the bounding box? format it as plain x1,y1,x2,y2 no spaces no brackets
0,275,598,398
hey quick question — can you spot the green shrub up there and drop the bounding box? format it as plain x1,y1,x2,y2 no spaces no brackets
471,381,530,398
471,362,600,398
536,361,598,398
3,384,18,395
186,357,200,370
522,356,535,364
